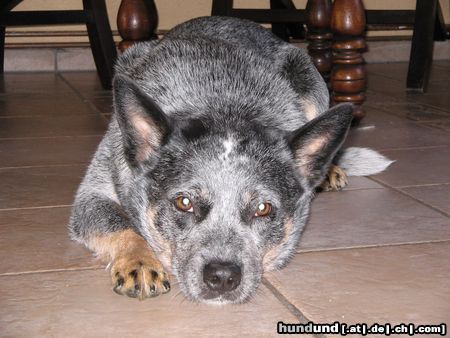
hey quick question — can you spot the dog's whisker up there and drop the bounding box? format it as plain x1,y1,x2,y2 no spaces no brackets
170,289,184,302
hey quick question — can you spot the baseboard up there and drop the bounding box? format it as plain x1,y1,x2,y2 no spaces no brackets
3,40,450,72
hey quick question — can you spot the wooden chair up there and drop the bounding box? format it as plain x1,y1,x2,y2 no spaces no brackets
362,0,448,92
0,0,117,89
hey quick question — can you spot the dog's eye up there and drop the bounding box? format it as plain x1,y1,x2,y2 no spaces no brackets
255,202,272,217
175,196,193,213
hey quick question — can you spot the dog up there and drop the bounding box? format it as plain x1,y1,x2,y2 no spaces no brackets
68,16,392,304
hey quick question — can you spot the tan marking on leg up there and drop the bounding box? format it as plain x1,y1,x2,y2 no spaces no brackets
263,218,294,272
320,165,348,191
87,229,170,300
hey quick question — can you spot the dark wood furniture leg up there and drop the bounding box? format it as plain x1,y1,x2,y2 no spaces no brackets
0,0,23,73
0,27,5,73
211,0,233,16
212,0,304,41
270,0,304,41
331,0,367,123
83,0,117,89
406,0,438,93
117,0,158,52
306,0,332,83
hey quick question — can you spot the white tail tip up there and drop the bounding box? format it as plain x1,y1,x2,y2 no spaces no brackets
337,147,394,177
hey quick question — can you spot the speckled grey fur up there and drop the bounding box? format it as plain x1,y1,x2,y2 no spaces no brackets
68,16,391,304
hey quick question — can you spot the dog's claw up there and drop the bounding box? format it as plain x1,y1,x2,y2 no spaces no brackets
110,255,170,300
320,165,348,191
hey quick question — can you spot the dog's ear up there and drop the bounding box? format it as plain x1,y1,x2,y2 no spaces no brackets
288,103,353,188
113,74,171,167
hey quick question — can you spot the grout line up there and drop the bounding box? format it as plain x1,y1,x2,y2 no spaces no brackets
53,48,57,72
0,204,72,212
0,163,88,170
0,112,101,119
297,239,450,254
262,278,324,338
57,73,111,124
367,176,450,218
395,182,450,189
0,134,104,141
375,145,449,152
0,265,104,277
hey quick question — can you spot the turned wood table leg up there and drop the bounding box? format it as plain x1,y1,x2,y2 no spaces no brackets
330,0,367,123
117,0,158,53
306,0,333,84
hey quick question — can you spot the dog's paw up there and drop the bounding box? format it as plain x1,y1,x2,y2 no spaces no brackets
320,165,348,191
110,254,170,300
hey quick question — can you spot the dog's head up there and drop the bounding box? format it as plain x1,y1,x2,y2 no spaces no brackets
114,75,353,304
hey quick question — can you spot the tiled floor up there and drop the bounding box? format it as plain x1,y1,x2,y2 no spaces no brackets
1,62,449,337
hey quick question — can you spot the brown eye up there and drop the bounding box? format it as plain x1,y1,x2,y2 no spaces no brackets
175,196,193,212
255,202,272,217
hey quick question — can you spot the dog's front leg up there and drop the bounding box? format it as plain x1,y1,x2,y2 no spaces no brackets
88,229,171,300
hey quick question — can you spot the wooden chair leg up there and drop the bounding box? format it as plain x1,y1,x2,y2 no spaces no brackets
117,0,158,52
83,0,117,90
211,0,233,16
271,0,290,41
330,0,367,124
0,26,5,73
1,0,24,74
270,0,304,41
406,0,438,93
306,0,333,84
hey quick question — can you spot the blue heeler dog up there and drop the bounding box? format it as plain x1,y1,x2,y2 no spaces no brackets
69,16,392,304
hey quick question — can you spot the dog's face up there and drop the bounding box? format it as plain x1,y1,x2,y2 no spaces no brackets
146,122,309,304
114,75,353,304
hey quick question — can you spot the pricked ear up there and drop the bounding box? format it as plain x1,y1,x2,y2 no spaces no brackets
289,103,353,188
113,74,171,167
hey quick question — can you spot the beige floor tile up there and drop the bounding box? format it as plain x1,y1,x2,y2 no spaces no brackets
60,72,111,98
89,96,113,115
266,242,450,325
299,189,450,252
0,165,86,209
344,109,450,151
401,184,450,216
0,95,95,117
0,136,101,168
0,207,99,274
367,62,450,82
0,269,301,337
376,147,450,187
340,176,383,191
0,73,72,95
0,114,107,139
365,91,450,122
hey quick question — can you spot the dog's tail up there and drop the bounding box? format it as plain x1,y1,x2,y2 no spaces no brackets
336,147,394,176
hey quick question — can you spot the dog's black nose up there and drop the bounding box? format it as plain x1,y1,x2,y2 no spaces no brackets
203,262,241,293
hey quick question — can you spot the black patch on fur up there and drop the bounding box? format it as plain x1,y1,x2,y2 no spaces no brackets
180,119,209,140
